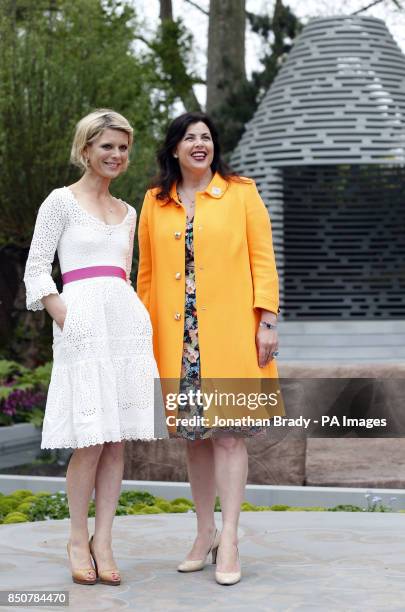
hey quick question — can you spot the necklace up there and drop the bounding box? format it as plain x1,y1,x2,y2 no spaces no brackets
177,188,195,206
107,197,116,213
177,189,195,222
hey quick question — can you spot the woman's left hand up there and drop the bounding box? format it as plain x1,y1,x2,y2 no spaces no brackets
256,327,279,368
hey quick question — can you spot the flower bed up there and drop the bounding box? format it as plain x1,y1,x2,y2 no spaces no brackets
0,489,401,524
0,360,51,427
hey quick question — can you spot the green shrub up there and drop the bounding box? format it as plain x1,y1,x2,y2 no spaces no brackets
139,505,164,514
20,363,52,388
28,492,70,521
128,504,143,513
9,489,33,500
328,504,363,512
287,506,326,512
128,503,145,513
241,501,260,511
169,503,190,513
3,511,29,523
17,502,35,514
0,360,50,426
23,496,39,504
1,488,403,523
155,500,172,512
0,360,26,380
171,497,194,508
0,498,19,517
119,491,156,506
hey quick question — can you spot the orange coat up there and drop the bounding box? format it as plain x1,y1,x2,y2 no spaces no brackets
137,172,280,382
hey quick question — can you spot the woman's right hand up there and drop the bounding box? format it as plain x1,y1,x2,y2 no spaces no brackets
41,293,68,331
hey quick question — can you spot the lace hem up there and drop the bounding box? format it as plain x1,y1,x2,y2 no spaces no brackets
41,430,168,449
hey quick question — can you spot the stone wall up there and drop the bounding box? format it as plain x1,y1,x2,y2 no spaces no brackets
124,364,405,485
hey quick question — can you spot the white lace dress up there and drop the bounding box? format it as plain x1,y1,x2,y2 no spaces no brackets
24,187,167,448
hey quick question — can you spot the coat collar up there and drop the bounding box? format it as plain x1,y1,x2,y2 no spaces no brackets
159,172,229,206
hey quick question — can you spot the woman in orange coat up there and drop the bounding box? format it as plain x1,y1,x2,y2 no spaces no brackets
137,112,281,585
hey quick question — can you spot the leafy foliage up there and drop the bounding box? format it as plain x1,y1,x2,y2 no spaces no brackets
0,0,174,247
247,1,302,101
0,359,51,426
0,488,401,523
150,17,202,112
213,0,302,155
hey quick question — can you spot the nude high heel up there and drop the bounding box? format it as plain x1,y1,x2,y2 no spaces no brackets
89,535,121,586
177,528,221,572
215,546,241,586
66,542,97,585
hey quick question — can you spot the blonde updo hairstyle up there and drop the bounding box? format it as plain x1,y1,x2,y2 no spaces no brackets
70,109,134,172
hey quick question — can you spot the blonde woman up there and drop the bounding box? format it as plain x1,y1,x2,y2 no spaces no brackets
24,109,166,586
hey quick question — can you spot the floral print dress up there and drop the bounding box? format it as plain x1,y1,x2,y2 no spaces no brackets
177,216,205,439
176,215,265,440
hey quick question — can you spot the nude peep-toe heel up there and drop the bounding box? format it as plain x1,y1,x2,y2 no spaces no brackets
89,535,121,586
215,546,241,586
66,542,97,585
177,528,221,572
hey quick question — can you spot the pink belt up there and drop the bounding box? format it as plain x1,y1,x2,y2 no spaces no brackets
62,265,126,285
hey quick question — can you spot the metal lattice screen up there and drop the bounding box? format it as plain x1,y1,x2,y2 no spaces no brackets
283,164,405,319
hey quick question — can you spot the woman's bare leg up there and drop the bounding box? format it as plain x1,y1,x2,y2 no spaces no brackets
184,438,217,559
91,441,125,570
212,436,248,572
66,444,104,571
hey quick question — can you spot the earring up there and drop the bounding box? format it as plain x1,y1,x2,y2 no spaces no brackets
173,154,178,159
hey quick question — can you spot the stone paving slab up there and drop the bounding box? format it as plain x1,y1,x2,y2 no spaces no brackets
1,512,405,612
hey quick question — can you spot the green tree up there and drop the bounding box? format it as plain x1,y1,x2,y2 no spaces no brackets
205,0,251,155
204,0,301,154
247,0,302,101
0,0,171,246
0,0,174,362
153,0,202,112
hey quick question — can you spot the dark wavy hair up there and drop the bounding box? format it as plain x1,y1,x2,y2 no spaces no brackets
151,112,240,200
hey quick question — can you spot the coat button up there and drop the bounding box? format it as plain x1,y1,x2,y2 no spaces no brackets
174,312,182,320
174,231,182,239
175,272,182,280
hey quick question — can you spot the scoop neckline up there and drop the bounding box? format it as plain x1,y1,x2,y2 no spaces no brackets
64,186,130,227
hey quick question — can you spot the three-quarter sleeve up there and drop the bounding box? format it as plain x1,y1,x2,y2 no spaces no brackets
136,191,152,310
24,190,66,311
245,181,279,314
